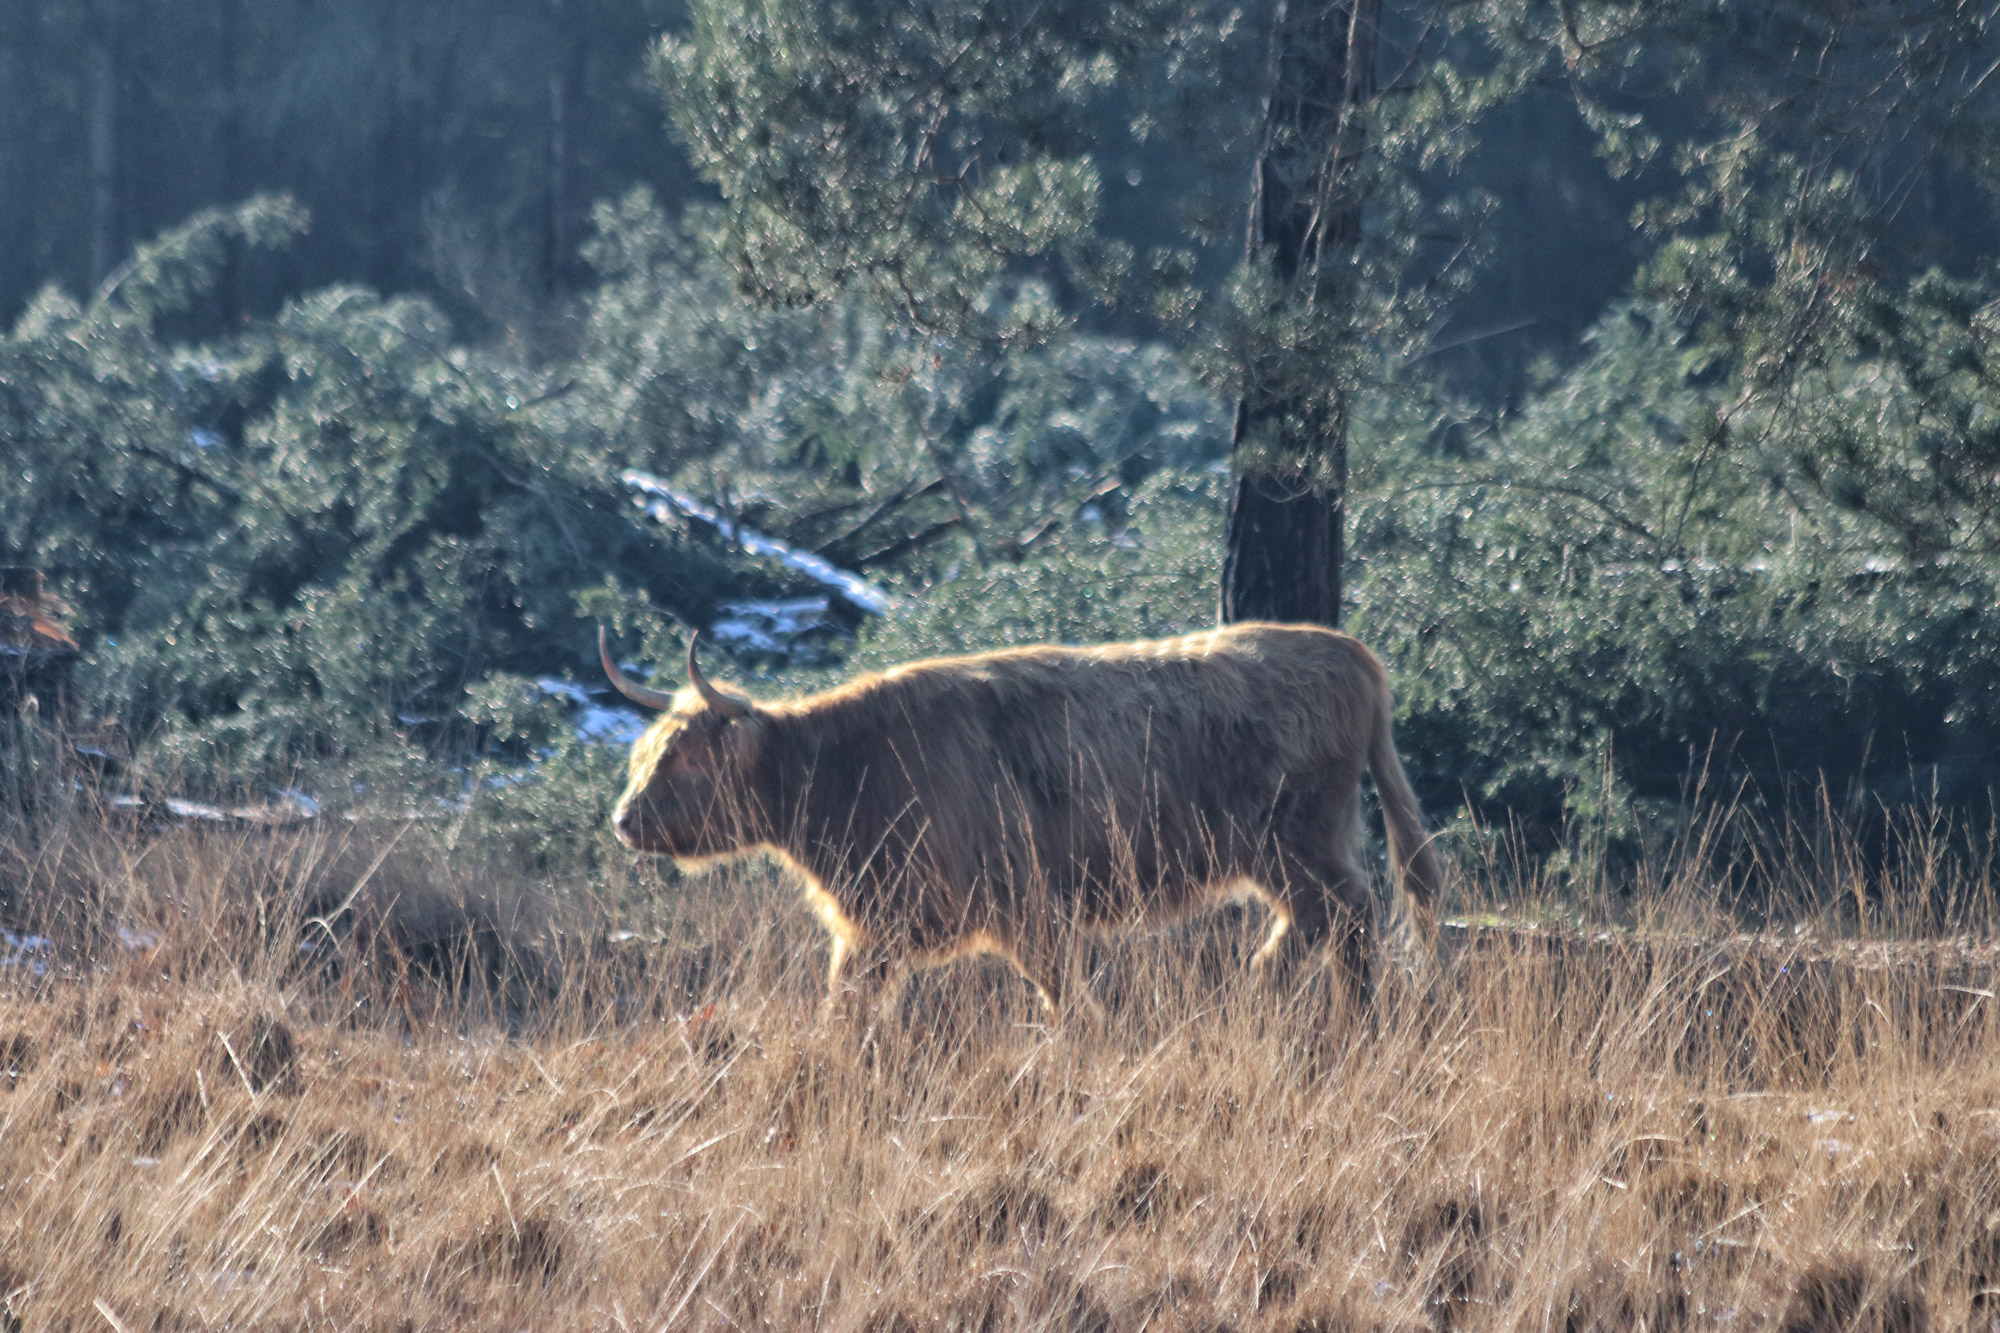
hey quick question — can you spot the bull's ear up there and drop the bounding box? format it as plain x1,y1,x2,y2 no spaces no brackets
686,633,754,718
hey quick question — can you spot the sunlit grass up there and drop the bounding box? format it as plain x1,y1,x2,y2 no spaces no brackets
0,799,1992,1332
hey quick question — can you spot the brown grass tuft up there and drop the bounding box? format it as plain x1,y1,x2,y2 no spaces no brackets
1778,1257,1928,1333
958,1175,1064,1248
1100,1157,1189,1229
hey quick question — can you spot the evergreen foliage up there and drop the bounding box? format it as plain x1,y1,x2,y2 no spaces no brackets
0,196,1227,803
1353,300,2000,839
3,198,680,779
658,0,2000,841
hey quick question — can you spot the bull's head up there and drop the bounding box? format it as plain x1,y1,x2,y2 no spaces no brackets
601,627,766,859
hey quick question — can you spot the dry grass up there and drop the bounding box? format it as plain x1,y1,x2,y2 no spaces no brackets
0,805,1996,1332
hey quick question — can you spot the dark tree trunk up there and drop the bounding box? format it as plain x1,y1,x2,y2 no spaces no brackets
1223,399,1348,625
1220,0,1380,628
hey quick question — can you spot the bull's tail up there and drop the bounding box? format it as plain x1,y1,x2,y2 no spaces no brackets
1368,680,1443,960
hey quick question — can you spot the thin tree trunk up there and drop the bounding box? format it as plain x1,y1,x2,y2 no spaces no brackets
0,5,33,306
369,0,408,292
217,0,243,320
1221,0,1380,628
545,0,576,294
88,10,120,286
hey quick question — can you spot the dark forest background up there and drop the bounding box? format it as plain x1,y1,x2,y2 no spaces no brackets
1,1,695,342
23,0,1978,399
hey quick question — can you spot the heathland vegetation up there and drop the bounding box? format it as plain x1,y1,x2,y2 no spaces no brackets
5,1,2000,1328
2,799,1996,1329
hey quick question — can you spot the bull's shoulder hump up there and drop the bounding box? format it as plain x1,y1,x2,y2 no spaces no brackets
774,656,1008,724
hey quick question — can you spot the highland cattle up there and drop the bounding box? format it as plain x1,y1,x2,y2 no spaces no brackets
601,622,1441,1025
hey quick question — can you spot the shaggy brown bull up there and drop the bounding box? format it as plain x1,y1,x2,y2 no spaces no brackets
601,622,1441,1022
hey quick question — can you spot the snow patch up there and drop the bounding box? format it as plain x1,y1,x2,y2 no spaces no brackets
622,470,892,614
574,704,649,745
158,792,319,825
708,597,841,656
534,678,594,708
535,677,649,746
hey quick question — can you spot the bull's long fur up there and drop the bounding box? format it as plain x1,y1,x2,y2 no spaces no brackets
609,622,1441,1020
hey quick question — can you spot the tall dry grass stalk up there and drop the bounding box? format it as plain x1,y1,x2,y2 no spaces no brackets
0,797,1994,1332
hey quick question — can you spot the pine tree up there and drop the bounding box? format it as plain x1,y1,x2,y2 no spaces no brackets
659,0,1509,627
1220,0,1378,625
660,0,2000,630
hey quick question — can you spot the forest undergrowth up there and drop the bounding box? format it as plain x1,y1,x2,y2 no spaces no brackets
0,798,1995,1332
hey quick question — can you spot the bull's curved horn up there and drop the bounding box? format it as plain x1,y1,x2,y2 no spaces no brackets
686,633,754,718
598,626,677,711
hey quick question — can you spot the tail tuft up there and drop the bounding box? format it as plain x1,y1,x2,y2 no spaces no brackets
1368,679,1442,966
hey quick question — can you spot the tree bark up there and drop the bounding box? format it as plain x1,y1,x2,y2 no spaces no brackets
1220,0,1380,628
1223,398,1348,626
1,5,35,307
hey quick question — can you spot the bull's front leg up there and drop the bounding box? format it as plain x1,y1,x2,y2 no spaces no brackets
1006,939,1067,1020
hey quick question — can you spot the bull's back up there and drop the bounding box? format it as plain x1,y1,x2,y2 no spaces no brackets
888,624,1382,888
957,622,1381,771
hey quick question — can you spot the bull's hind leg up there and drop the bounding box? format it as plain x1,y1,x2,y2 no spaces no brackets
823,932,906,1034
1251,848,1378,1012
